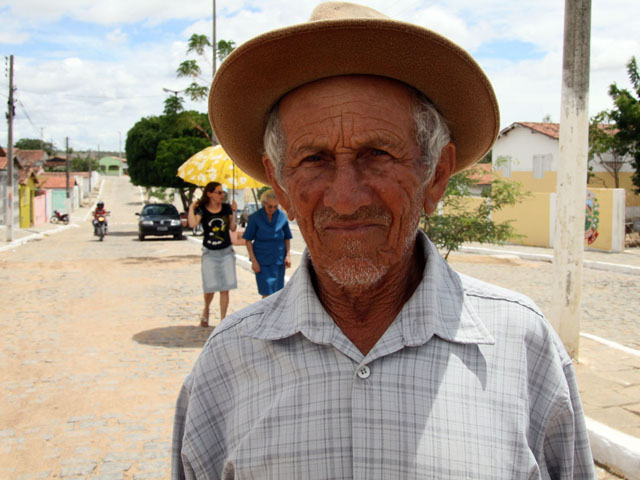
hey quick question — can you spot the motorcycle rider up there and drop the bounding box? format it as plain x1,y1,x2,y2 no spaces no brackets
92,201,110,235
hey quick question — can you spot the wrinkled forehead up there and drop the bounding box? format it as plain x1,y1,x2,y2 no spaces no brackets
278,75,416,116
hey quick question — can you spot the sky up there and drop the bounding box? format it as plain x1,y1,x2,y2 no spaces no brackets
0,0,638,154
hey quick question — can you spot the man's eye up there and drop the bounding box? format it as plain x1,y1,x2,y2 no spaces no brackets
371,149,390,157
302,154,323,163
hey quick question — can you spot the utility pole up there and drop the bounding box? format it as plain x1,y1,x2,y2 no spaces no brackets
66,137,71,215
551,0,591,358
212,0,217,78
5,55,15,242
88,149,92,193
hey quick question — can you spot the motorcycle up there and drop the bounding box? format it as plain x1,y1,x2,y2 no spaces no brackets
93,213,109,241
50,210,69,225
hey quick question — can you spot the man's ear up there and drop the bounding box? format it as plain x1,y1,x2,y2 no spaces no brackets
423,142,455,215
262,155,296,221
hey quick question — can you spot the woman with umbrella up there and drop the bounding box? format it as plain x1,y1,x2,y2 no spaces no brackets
187,181,238,327
242,189,292,297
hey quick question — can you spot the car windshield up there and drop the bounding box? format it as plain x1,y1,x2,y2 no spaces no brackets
142,205,178,216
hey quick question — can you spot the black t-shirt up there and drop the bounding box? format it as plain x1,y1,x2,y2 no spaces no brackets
196,203,233,250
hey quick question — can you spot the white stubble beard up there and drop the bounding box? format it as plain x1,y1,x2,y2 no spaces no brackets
313,201,422,290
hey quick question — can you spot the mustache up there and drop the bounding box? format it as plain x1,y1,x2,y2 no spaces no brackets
313,205,392,230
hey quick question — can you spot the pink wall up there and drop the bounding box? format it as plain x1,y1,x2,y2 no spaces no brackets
33,193,47,226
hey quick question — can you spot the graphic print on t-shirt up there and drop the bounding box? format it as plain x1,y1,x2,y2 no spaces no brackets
206,216,227,247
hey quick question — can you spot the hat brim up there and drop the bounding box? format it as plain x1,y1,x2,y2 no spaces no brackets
209,18,499,185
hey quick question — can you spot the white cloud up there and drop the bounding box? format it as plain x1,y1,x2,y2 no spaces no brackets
106,28,128,45
0,29,30,45
1,0,639,152
1,0,208,25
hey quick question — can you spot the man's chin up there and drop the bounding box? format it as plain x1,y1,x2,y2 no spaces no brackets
323,257,389,290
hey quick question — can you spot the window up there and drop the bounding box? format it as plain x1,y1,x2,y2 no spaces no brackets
498,156,512,177
533,154,552,179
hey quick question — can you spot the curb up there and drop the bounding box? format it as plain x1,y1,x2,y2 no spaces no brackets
0,224,78,253
580,335,640,478
587,417,640,480
0,181,104,254
459,246,640,276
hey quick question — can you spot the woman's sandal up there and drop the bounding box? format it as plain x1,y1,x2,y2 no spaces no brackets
199,314,209,328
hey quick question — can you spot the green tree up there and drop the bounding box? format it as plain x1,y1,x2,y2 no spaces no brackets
70,156,99,172
421,162,528,260
588,112,629,188
155,136,211,209
14,138,55,155
164,95,185,116
599,57,640,192
125,110,213,210
176,33,236,102
126,116,170,189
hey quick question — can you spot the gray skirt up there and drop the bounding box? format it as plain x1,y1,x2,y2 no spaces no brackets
201,245,237,293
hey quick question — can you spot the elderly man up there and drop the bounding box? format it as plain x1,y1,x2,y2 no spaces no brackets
172,3,595,479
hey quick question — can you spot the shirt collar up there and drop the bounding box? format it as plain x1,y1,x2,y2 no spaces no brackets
259,207,279,223
398,232,495,346
245,231,494,348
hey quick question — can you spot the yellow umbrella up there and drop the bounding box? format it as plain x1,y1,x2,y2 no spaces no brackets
177,145,265,189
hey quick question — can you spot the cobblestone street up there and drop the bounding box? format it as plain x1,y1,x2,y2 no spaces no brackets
0,177,261,479
448,254,640,350
0,176,635,479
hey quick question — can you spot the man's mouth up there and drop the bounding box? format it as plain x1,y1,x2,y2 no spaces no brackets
313,206,392,234
322,222,383,235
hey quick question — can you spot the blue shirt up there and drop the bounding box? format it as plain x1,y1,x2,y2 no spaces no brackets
242,208,292,266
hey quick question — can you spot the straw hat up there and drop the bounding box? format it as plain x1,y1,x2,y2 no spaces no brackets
209,2,499,184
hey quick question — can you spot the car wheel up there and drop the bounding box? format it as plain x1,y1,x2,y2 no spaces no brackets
174,233,182,240
139,233,145,241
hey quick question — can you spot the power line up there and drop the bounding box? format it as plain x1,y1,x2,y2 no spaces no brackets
16,99,41,135
14,88,167,100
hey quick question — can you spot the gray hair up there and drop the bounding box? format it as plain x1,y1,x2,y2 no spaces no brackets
259,188,277,204
263,86,451,185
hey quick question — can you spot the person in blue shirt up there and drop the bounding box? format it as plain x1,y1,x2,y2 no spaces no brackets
242,189,292,297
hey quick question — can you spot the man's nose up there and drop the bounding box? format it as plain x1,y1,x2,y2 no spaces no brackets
323,159,371,214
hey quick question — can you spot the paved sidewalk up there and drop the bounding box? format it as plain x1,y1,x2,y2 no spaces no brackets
2,218,639,478
0,188,100,253
460,241,640,275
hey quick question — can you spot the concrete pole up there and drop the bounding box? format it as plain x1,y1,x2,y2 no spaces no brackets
66,137,71,214
5,55,15,242
551,0,591,358
212,0,217,78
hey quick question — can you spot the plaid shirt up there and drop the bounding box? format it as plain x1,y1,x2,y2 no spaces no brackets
172,232,595,479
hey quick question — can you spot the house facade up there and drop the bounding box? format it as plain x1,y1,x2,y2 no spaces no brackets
99,156,124,176
493,122,639,218
491,122,630,252
39,173,79,214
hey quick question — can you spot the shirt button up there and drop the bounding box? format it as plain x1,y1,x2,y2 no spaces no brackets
357,365,370,379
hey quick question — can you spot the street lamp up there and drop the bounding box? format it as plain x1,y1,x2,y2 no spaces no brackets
162,88,184,97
